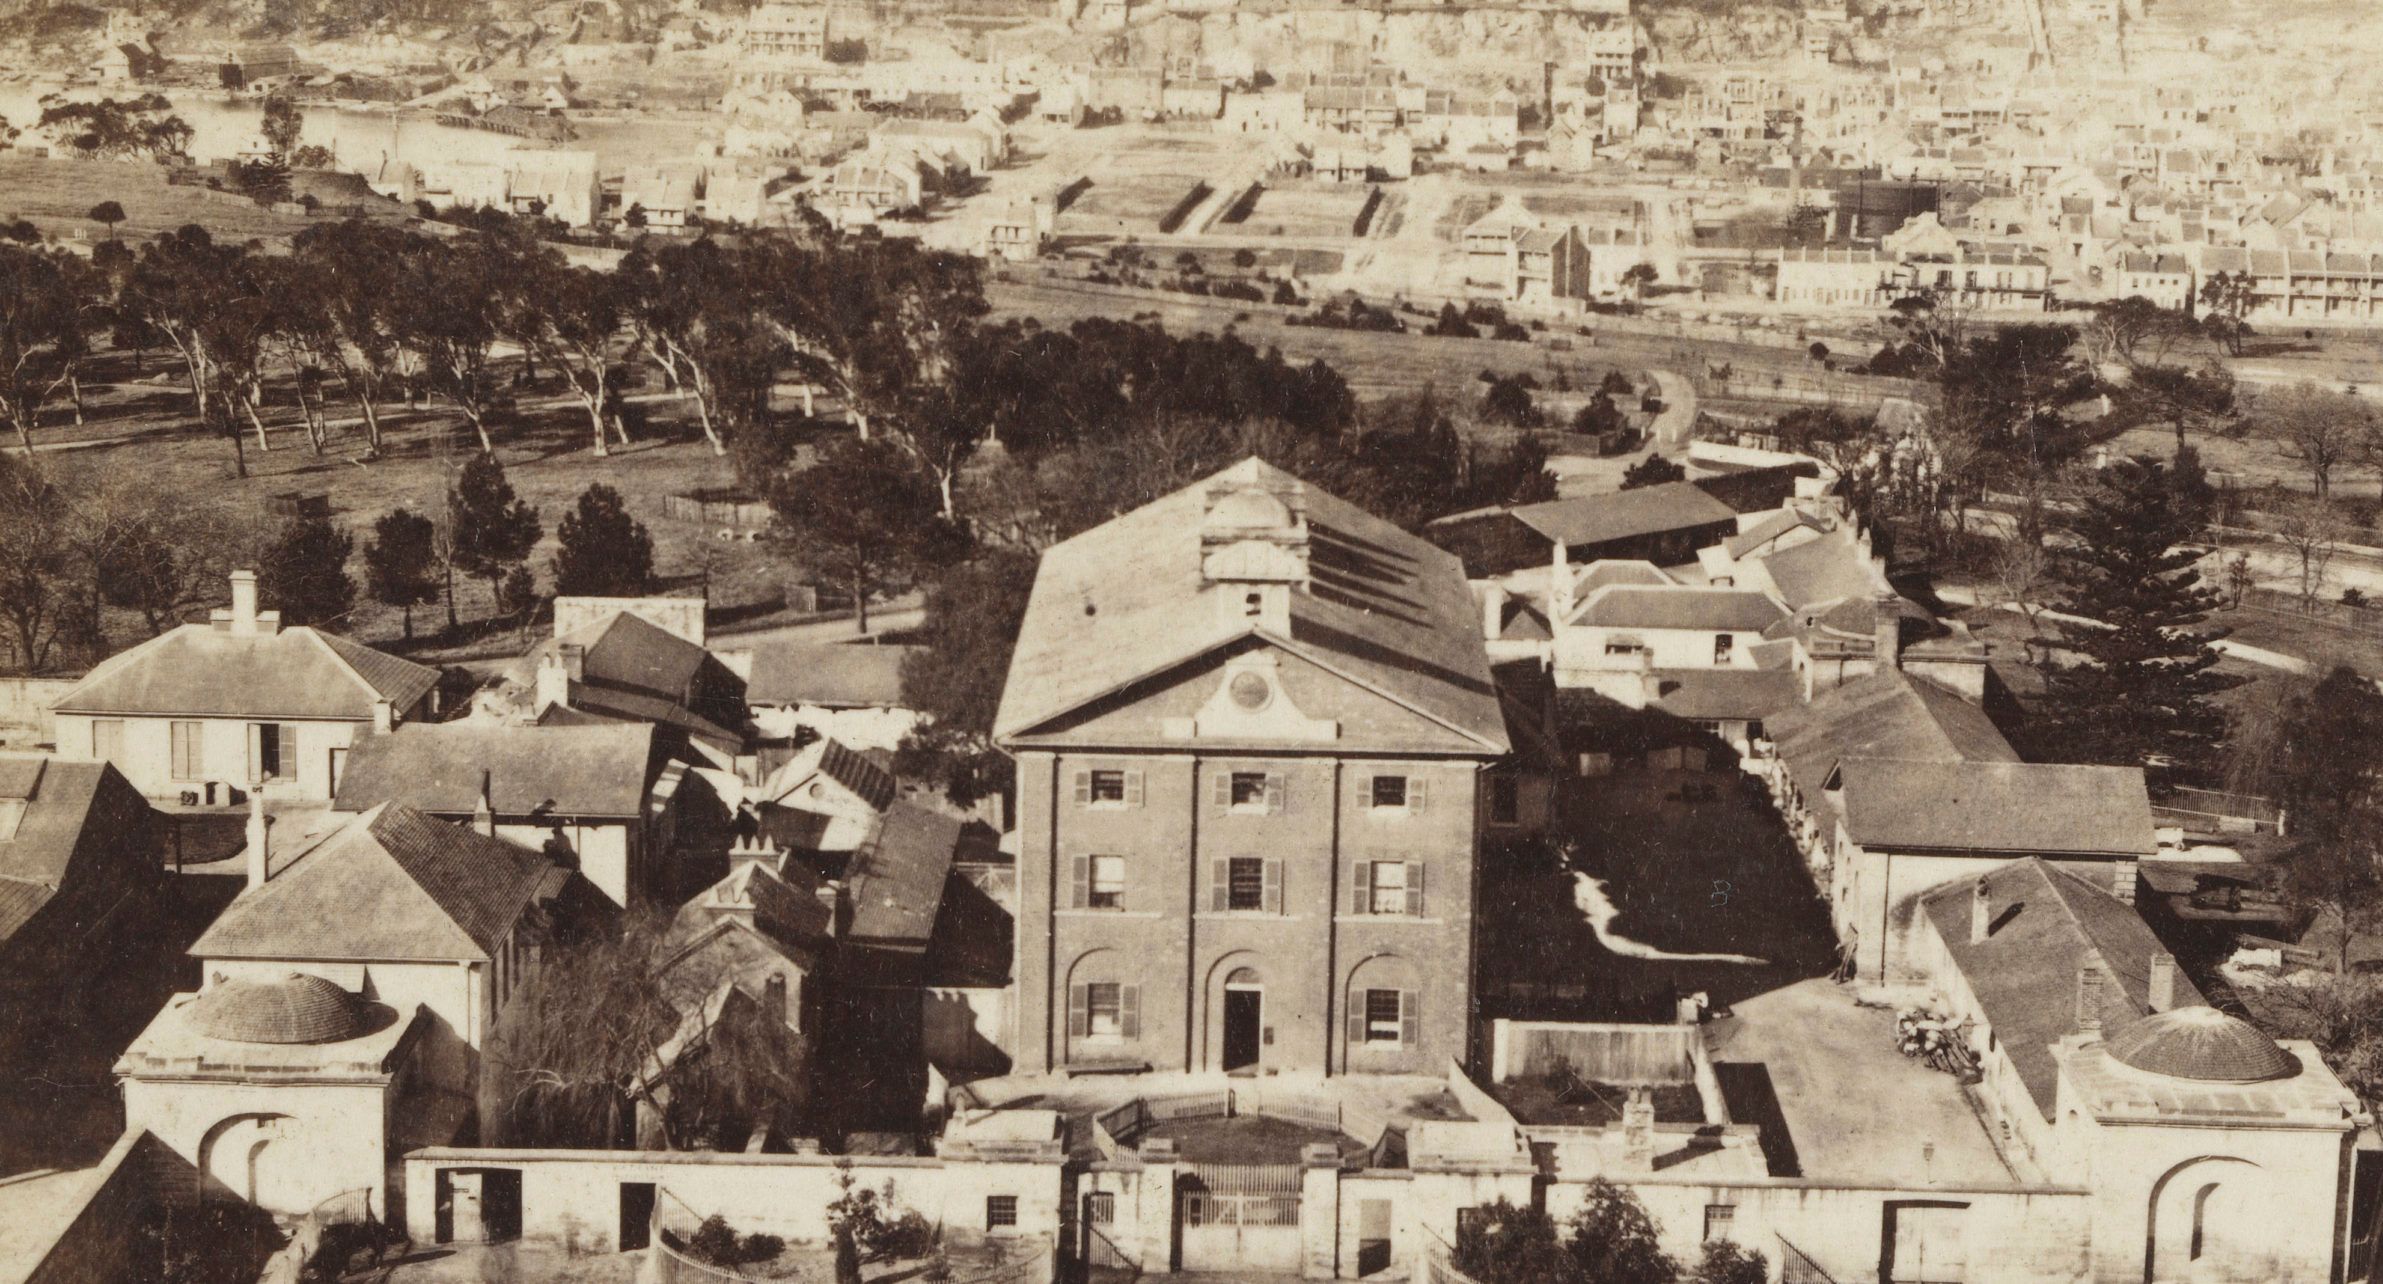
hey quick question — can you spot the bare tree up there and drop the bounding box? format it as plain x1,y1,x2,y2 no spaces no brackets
1990,533,2053,665
2271,498,2341,610
2256,382,2373,501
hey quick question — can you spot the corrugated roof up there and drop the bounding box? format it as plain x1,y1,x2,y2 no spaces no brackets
1838,759,2156,855
745,642,919,709
192,804,558,963
1920,857,2203,1116
1504,482,1738,549
53,625,438,719
332,722,656,818
996,458,1508,751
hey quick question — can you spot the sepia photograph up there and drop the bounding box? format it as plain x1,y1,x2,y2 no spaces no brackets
0,0,2377,1279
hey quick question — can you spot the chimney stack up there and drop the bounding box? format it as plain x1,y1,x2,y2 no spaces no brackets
1620,1087,1656,1170
473,769,496,836
245,790,269,889
535,651,571,713
2111,861,2137,905
229,570,260,637
1969,877,1991,944
2076,965,2105,1035
560,643,586,683
371,698,394,734
2149,952,2178,1013
1872,592,1901,668
1549,539,1574,622
1480,581,1507,642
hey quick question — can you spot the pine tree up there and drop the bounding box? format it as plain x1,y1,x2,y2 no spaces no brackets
258,515,355,630
553,483,655,598
768,437,961,634
2040,457,2242,778
363,507,440,639
446,452,542,624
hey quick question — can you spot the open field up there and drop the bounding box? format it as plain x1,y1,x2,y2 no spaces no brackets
1230,182,1374,240
0,156,324,244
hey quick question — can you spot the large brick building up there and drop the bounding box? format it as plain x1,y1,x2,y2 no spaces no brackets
996,459,1524,1078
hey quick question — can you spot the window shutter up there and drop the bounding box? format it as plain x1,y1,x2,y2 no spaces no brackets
1406,862,1425,916
1211,859,1230,912
1120,985,1141,1039
247,722,264,781
1124,770,1145,807
1211,774,1230,812
1070,855,1090,909
1067,984,1089,1038
277,724,299,776
1350,861,1372,915
1399,990,1420,1048
1072,772,1092,806
1265,773,1285,814
1347,1002,1367,1048
1263,859,1283,914
1408,778,1428,812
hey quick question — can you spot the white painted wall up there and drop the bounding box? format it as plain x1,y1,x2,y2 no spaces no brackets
55,713,373,801
752,704,922,753
123,1075,394,1218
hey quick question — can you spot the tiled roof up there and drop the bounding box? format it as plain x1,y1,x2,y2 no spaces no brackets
52,625,437,719
541,683,743,754
1837,759,2156,855
1645,669,1804,721
192,804,559,963
332,722,656,818
0,758,123,945
1573,585,1790,631
547,611,713,704
1766,668,2016,800
184,972,379,1045
1500,482,1738,549
1920,857,2203,1117
745,642,919,709
997,458,1508,751
2104,1007,2292,1083
666,859,832,967
846,801,959,943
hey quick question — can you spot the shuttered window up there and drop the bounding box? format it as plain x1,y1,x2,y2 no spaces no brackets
170,721,204,781
1073,982,1139,1040
1215,771,1284,813
1354,860,1425,916
1208,857,1283,913
1351,988,1416,1046
1074,769,1144,807
251,722,297,781
90,720,123,764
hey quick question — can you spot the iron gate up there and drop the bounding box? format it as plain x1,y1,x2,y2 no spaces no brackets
1178,1163,1302,1272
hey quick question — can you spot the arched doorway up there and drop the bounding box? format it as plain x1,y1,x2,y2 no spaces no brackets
196,1113,290,1209
2145,1156,2265,1283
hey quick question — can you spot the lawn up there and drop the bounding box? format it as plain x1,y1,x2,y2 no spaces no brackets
0,156,325,245
23,349,818,668
1058,175,1211,232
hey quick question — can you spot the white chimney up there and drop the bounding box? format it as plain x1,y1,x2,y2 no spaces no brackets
1969,877,1991,944
245,790,269,889
2076,965,2105,1035
229,570,260,636
2149,952,2178,1013
535,651,571,712
1480,581,1507,641
371,698,394,734
2111,861,2137,905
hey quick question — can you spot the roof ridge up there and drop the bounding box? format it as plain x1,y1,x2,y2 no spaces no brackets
296,627,392,701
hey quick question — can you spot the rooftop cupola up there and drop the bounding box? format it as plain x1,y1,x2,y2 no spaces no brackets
1200,466,1310,634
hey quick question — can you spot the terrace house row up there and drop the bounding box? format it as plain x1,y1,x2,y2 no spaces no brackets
997,459,1557,1080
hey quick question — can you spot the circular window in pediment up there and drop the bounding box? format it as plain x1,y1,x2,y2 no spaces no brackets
1229,671,1273,711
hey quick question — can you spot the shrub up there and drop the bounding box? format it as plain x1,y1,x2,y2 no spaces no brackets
870,1209,939,1261
1692,1240,1766,1284
688,1216,740,1265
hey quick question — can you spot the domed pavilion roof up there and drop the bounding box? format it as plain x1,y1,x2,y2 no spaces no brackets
184,972,381,1045
2105,1006,2295,1084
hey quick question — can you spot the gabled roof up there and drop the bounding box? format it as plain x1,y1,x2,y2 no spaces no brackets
191,804,562,963
1766,668,2016,799
1501,482,1738,550
1572,585,1789,631
815,740,899,812
332,722,656,818
665,859,832,968
996,458,1507,751
1724,509,1830,559
1837,759,2156,855
1753,528,1883,608
52,625,438,720
846,801,959,943
1921,857,2204,1116
745,642,920,709
543,610,714,703
0,758,141,946
539,683,743,754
